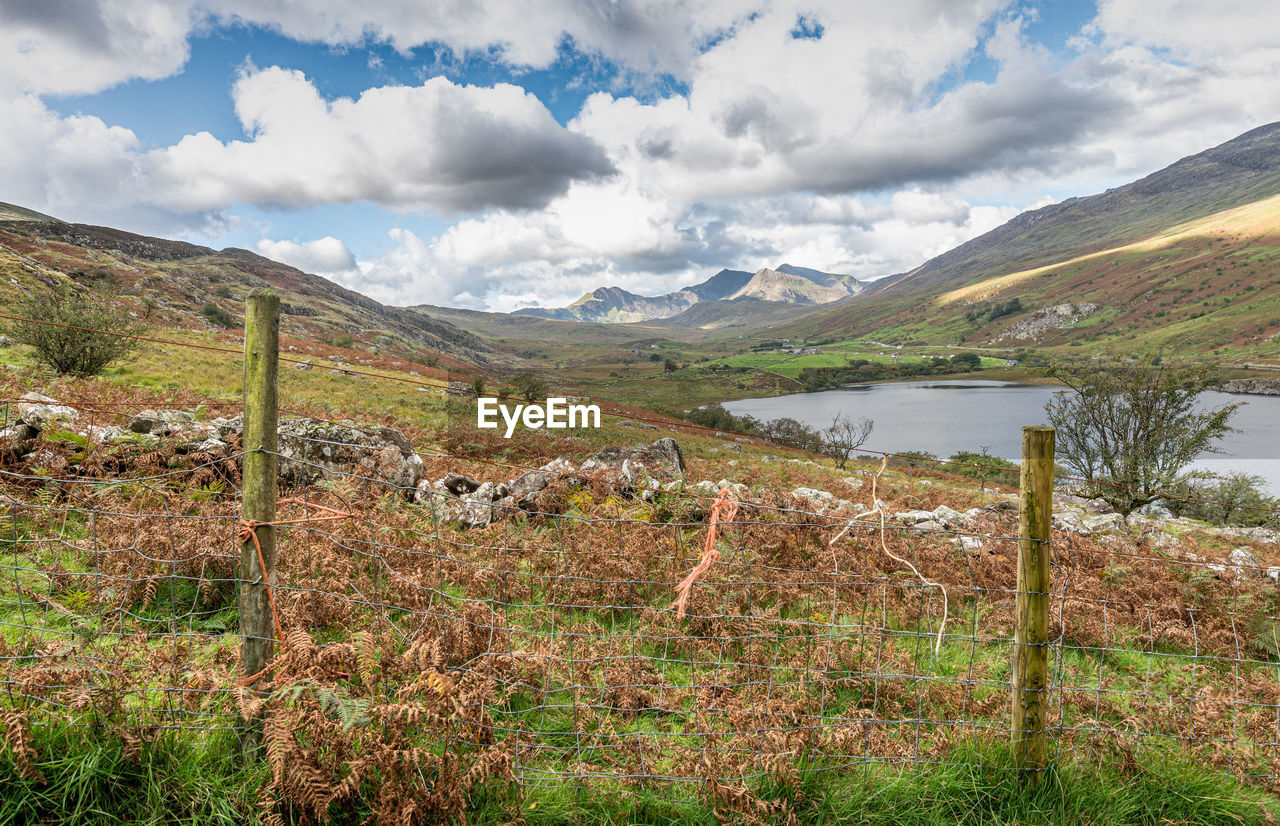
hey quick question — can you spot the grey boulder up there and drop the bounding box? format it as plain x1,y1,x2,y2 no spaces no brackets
580,437,684,482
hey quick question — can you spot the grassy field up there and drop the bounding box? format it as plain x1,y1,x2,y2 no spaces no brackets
4,341,1280,823
692,345,1009,376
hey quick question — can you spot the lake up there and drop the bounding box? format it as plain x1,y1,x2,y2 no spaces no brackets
723,380,1280,495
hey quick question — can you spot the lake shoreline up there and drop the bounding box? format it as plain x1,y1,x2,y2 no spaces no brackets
723,378,1280,496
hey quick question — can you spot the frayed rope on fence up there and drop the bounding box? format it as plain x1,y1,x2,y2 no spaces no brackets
672,488,740,620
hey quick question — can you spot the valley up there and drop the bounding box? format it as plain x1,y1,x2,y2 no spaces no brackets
8,7,1280,824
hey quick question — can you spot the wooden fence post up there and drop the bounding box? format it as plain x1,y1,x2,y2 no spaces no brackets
239,289,279,756
1013,425,1054,780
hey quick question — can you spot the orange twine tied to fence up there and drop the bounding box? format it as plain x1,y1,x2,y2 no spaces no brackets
238,497,354,659
672,488,739,620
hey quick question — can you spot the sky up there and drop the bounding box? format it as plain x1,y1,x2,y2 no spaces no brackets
3,1,1279,312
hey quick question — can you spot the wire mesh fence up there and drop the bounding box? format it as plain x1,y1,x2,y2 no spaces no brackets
2,297,1279,820
4,439,1280,809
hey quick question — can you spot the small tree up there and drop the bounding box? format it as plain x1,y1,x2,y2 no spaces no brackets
201,302,236,329
759,417,822,452
511,371,548,402
821,412,874,469
3,284,145,376
470,375,486,397
1165,471,1279,527
1045,359,1241,516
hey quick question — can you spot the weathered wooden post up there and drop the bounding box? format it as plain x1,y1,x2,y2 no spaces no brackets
239,289,279,756
1012,425,1054,780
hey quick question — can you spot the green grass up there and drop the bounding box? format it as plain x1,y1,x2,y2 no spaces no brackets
5,727,1276,825
464,740,1280,825
692,347,1008,377
0,726,262,826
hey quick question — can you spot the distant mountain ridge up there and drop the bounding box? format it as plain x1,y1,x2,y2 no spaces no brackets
774,120,1280,354
515,264,860,323
728,264,862,304
0,207,490,363
876,121,1280,296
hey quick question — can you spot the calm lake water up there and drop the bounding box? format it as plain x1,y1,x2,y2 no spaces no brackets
723,380,1280,495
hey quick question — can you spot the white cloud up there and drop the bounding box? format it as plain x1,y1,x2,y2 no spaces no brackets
144,66,615,213
0,94,222,234
0,0,755,97
320,183,1026,311
1088,0,1280,59
0,0,194,95
5,0,1280,312
203,0,756,78
256,236,357,274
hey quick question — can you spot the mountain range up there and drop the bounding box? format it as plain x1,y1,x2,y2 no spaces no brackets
513,263,862,324
2,121,1279,372
774,120,1280,353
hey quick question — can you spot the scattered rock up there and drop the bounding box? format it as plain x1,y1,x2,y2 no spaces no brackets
196,438,228,455
895,509,937,525
1225,526,1280,545
540,457,577,477
717,479,750,498
1052,512,1091,534
209,415,243,441
688,480,719,497
996,302,1099,342
0,424,38,455
128,409,198,436
580,437,685,482
276,418,424,494
28,448,67,473
441,472,482,496
446,381,474,397
1082,513,1126,534
793,487,838,509
1220,379,1280,396
1137,503,1174,520
507,468,550,497
1227,547,1263,579
15,392,78,429
294,360,314,371
931,505,964,526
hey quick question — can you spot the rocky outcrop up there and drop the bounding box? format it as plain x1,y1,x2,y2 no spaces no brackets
14,392,78,430
275,418,424,493
579,437,685,483
414,457,580,527
995,303,1099,342
1221,379,1280,396
128,409,201,436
